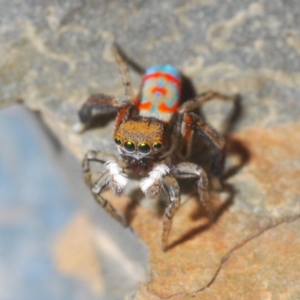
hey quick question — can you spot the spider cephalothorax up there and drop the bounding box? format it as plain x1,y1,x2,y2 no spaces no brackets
114,117,172,175
115,118,169,157
75,46,236,251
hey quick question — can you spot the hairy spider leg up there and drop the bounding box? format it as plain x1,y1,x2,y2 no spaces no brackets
112,44,134,102
74,93,132,133
136,65,182,122
82,150,128,226
162,174,181,251
172,162,211,218
161,162,211,251
177,91,238,176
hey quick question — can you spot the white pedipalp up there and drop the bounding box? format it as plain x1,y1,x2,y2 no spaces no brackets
148,164,170,180
105,160,128,189
140,177,155,193
140,164,170,195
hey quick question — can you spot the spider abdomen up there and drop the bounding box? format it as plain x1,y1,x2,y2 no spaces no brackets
137,65,182,122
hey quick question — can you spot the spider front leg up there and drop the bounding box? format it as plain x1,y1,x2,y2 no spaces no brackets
139,164,179,251
172,162,212,219
73,94,129,133
162,175,181,251
82,150,128,226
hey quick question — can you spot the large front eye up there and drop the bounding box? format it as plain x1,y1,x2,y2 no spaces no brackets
138,143,150,153
124,141,135,152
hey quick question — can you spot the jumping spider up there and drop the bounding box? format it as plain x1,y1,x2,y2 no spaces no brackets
74,46,236,251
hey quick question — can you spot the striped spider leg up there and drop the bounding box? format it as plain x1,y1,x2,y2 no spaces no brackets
82,150,128,226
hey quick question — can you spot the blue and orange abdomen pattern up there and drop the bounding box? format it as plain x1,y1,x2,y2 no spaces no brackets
137,65,182,123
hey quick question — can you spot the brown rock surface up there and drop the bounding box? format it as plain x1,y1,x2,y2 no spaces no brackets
135,219,300,300
131,123,300,298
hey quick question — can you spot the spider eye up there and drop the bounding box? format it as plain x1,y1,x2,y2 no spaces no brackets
138,143,150,153
114,138,121,145
153,142,162,150
124,141,135,152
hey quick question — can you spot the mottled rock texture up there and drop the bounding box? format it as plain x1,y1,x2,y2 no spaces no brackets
1,0,300,299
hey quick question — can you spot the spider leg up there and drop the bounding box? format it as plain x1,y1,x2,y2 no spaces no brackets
177,91,236,157
172,162,212,219
74,45,137,133
113,44,134,102
74,94,129,132
178,91,237,114
82,150,128,226
177,91,238,186
162,175,181,251
177,91,236,159
179,111,226,179
82,150,116,187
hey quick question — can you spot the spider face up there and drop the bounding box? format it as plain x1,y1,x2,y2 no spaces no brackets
114,118,168,161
